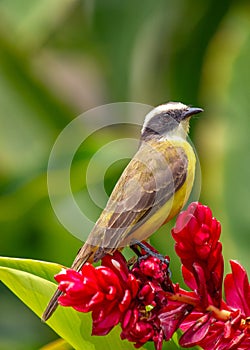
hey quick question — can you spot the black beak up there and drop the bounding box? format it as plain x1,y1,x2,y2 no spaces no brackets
182,107,203,119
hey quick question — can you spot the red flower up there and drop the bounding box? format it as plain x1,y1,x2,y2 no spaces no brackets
120,247,173,349
120,304,164,350
172,202,221,263
172,202,223,307
53,203,250,350
179,260,250,349
55,245,173,349
120,307,155,349
224,260,250,318
158,301,194,340
55,251,138,335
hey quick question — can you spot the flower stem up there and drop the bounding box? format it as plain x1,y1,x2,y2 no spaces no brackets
167,292,199,306
206,305,231,321
167,292,231,321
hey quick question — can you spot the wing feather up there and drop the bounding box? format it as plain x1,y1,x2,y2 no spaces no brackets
86,142,189,258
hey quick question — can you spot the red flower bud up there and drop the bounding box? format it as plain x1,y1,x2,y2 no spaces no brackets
172,202,223,307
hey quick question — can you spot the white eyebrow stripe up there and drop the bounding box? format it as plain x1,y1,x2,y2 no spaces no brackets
141,102,187,134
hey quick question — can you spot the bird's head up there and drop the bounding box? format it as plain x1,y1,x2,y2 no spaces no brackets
141,102,203,141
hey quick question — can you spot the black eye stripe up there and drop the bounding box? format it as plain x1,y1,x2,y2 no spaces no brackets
144,112,181,133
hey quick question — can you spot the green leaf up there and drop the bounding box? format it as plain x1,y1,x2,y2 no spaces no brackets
0,257,62,283
0,257,137,350
39,338,73,350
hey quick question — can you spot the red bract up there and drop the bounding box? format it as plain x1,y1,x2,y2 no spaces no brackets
120,304,165,350
158,301,194,341
172,202,223,307
180,260,250,349
56,251,138,335
172,202,221,264
120,307,155,349
224,260,250,317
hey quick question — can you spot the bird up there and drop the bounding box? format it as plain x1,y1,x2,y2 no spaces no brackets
42,101,203,321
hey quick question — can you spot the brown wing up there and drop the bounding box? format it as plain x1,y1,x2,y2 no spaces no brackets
86,142,188,259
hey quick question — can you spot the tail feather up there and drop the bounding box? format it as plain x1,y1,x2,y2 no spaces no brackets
42,245,95,322
41,288,63,322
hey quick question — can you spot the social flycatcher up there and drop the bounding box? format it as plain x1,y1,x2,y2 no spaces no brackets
42,101,203,321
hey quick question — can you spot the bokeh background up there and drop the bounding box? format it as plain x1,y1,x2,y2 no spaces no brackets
1,1,250,349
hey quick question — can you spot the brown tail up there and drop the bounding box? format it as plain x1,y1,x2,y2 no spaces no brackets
42,244,95,322
41,288,63,322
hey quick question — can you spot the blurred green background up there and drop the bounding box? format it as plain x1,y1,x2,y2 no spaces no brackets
1,0,250,349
